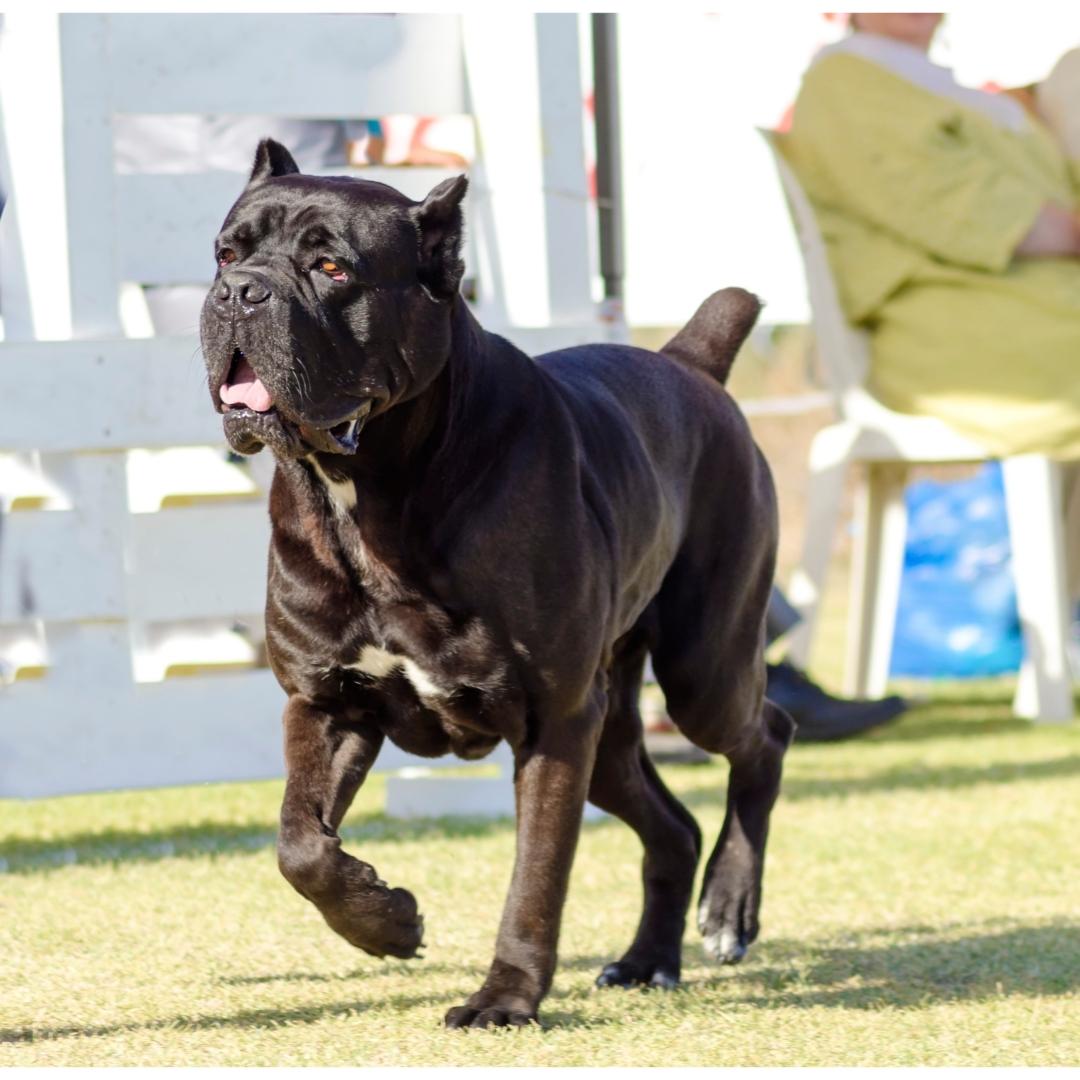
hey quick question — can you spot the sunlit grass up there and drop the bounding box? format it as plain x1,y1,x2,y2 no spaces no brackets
2,678,1078,1065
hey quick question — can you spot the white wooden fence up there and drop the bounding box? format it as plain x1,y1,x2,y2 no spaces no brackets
0,13,613,803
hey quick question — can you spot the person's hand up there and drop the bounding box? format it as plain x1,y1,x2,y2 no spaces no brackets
1014,202,1080,257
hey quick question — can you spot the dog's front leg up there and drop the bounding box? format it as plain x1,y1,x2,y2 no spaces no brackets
444,694,604,1029
277,695,424,959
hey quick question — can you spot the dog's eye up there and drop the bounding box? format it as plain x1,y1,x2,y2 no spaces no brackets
217,248,236,268
319,259,349,282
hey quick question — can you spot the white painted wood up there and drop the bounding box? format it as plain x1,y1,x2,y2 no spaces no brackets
1003,455,1074,722
384,747,607,822
844,463,908,699
536,14,595,327
463,13,598,333
764,129,1074,720
0,12,72,342
59,15,122,338
127,505,270,622
385,774,516,820
0,338,221,451
1,455,129,623
0,658,517,798
103,14,466,116
784,422,857,667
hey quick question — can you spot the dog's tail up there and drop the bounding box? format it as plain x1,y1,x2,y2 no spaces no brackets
659,287,762,386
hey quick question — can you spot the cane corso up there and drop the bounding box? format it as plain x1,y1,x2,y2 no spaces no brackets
200,139,793,1029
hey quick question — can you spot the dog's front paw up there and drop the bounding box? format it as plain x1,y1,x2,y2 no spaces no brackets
323,880,425,960
444,1000,538,1030
444,982,539,1030
595,957,680,991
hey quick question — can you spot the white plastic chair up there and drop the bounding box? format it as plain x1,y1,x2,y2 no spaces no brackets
761,128,1075,722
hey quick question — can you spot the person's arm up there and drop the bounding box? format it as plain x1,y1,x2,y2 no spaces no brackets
791,56,1051,272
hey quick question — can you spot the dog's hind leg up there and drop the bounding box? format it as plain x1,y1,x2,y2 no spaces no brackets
649,511,795,966
653,632,794,964
696,697,793,964
276,696,425,959
589,631,703,990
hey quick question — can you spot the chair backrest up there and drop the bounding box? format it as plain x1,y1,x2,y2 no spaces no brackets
759,128,871,406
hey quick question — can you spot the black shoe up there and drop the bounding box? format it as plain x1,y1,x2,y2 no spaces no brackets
766,660,906,742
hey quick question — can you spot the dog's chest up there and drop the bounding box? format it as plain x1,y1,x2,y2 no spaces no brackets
345,643,452,699
291,461,524,756
334,616,517,759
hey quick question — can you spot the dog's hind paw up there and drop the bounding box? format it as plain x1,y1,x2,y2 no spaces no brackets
701,926,748,965
697,862,761,966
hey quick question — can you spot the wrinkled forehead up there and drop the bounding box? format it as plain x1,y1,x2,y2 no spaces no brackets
219,174,418,252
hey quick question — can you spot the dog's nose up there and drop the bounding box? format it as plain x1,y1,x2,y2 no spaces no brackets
215,270,272,311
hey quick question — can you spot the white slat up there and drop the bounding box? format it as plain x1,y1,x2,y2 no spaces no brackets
0,455,129,622
128,504,270,621
0,663,505,798
0,337,219,451
103,14,466,116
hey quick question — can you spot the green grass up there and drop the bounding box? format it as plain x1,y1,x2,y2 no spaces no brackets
2,682,1078,1066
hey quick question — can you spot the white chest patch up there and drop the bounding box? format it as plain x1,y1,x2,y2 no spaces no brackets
347,644,446,698
309,458,357,513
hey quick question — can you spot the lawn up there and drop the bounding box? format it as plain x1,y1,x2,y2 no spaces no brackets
1,681,1078,1066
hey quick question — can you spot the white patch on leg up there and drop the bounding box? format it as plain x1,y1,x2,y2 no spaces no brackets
348,644,446,698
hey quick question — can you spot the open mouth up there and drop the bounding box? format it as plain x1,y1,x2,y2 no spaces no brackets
220,348,274,414
217,348,371,456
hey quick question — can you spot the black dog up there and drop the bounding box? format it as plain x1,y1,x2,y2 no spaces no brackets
200,139,793,1029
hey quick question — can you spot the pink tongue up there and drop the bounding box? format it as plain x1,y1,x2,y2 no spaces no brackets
220,357,273,413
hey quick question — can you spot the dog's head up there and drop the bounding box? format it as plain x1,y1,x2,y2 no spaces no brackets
200,138,467,458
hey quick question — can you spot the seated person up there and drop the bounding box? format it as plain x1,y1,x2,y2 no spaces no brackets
782,13,1080,460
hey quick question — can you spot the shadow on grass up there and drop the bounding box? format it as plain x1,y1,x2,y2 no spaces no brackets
0,813,515,876
7,747,1079,872
697,919,1080,1011
5,920,1075,1044
677,752,1080,807
0,988,449,1046
780,752,1080,802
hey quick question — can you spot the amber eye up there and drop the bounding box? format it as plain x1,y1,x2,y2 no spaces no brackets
319,259,349,282
217,248,236,268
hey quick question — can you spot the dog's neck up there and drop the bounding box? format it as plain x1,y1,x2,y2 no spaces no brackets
272,298,533,568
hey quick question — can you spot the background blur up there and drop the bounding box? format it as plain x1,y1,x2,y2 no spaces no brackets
3,10,1080,797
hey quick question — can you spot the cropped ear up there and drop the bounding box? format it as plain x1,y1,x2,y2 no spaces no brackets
249,138,300,183
411,175,468,300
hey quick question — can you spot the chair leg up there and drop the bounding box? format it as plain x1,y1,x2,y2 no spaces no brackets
1002,455,1074,723
785,422,858,667
1063,462,1080,602
844,461,908,699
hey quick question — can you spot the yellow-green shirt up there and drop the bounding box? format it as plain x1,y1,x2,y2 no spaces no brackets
783,51,1080,458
